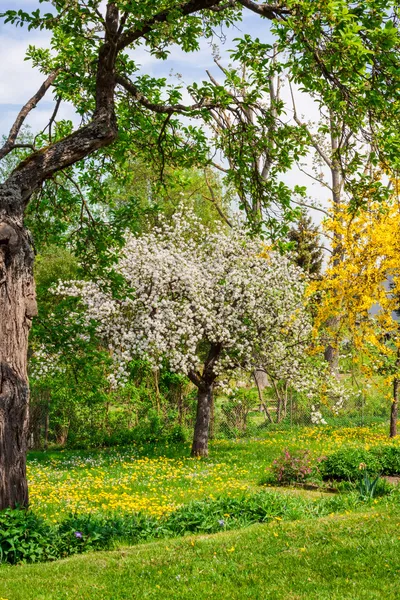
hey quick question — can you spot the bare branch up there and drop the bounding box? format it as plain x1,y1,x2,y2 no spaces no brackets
48,97,62,143
290,196,330,218
289,80,333,169
0,70,59,161
210,161,229,173
295,162,333,192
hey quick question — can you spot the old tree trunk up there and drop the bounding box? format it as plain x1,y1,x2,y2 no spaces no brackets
0,188,37,508
0,4,120,508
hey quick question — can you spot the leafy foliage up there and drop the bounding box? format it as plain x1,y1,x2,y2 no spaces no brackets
320,446,400,481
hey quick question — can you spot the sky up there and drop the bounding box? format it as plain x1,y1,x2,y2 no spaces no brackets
0,1,328,229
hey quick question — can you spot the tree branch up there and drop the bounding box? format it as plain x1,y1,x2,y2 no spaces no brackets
188,369,203,388
203,170,233,227
289,81,333,169
237,0,290,18
0,70,59,161
290,196,330,218
117,0,226,52
116,74,216,114
4,4,119,205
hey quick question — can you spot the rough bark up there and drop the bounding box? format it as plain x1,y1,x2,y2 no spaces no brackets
0,192,37,509
189,343,222,457
191,383,214,457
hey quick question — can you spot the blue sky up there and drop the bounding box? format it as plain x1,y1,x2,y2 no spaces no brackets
0,2,275,134
0,2,327,228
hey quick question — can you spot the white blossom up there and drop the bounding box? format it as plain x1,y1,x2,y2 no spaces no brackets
54,209,343,408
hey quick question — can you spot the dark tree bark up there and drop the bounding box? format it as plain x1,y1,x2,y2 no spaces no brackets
0,204,37,508
189,343,222,457
209,387,215,440
191,382,214,456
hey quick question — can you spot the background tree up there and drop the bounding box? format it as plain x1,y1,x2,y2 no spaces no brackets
196,43,308,233
287,210,323,277
310,188,400,437
57,211,332,457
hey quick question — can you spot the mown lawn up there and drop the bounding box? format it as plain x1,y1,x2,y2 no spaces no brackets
27,424,400,522
1,504,399,600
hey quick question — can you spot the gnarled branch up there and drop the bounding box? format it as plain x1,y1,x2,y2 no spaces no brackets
116,74,216,114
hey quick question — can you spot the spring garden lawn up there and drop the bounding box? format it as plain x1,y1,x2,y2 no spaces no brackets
27,425,400,522
2,424,400,599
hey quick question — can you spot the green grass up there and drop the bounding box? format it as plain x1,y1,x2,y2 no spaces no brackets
1,504,399,599
27,424,399,522
2,425,400,598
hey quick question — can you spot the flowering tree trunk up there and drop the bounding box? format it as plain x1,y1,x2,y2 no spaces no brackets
191,382,214,456
189,343,221,457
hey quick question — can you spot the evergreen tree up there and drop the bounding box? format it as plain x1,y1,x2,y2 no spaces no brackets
288,211,323,277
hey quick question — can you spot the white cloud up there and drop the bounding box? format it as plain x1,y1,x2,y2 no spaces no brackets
0,30,51,104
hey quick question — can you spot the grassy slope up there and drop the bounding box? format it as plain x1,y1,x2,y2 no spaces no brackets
1,505,399,600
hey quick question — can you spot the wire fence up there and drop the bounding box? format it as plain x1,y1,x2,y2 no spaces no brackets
28,382,388,450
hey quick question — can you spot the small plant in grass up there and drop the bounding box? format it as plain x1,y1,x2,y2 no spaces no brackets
358,464,380,500
270,449,322,485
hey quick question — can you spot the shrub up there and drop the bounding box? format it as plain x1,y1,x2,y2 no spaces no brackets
0,509,121,565
320,448,381,481
167,424,188,443
371,446,400,475
0,490,361,566
270,448,321,485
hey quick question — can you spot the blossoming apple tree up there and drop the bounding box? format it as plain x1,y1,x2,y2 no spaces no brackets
56,211,341,455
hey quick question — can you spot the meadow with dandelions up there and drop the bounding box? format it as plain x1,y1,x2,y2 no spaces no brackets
2,424,400,600
27,425,400,523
